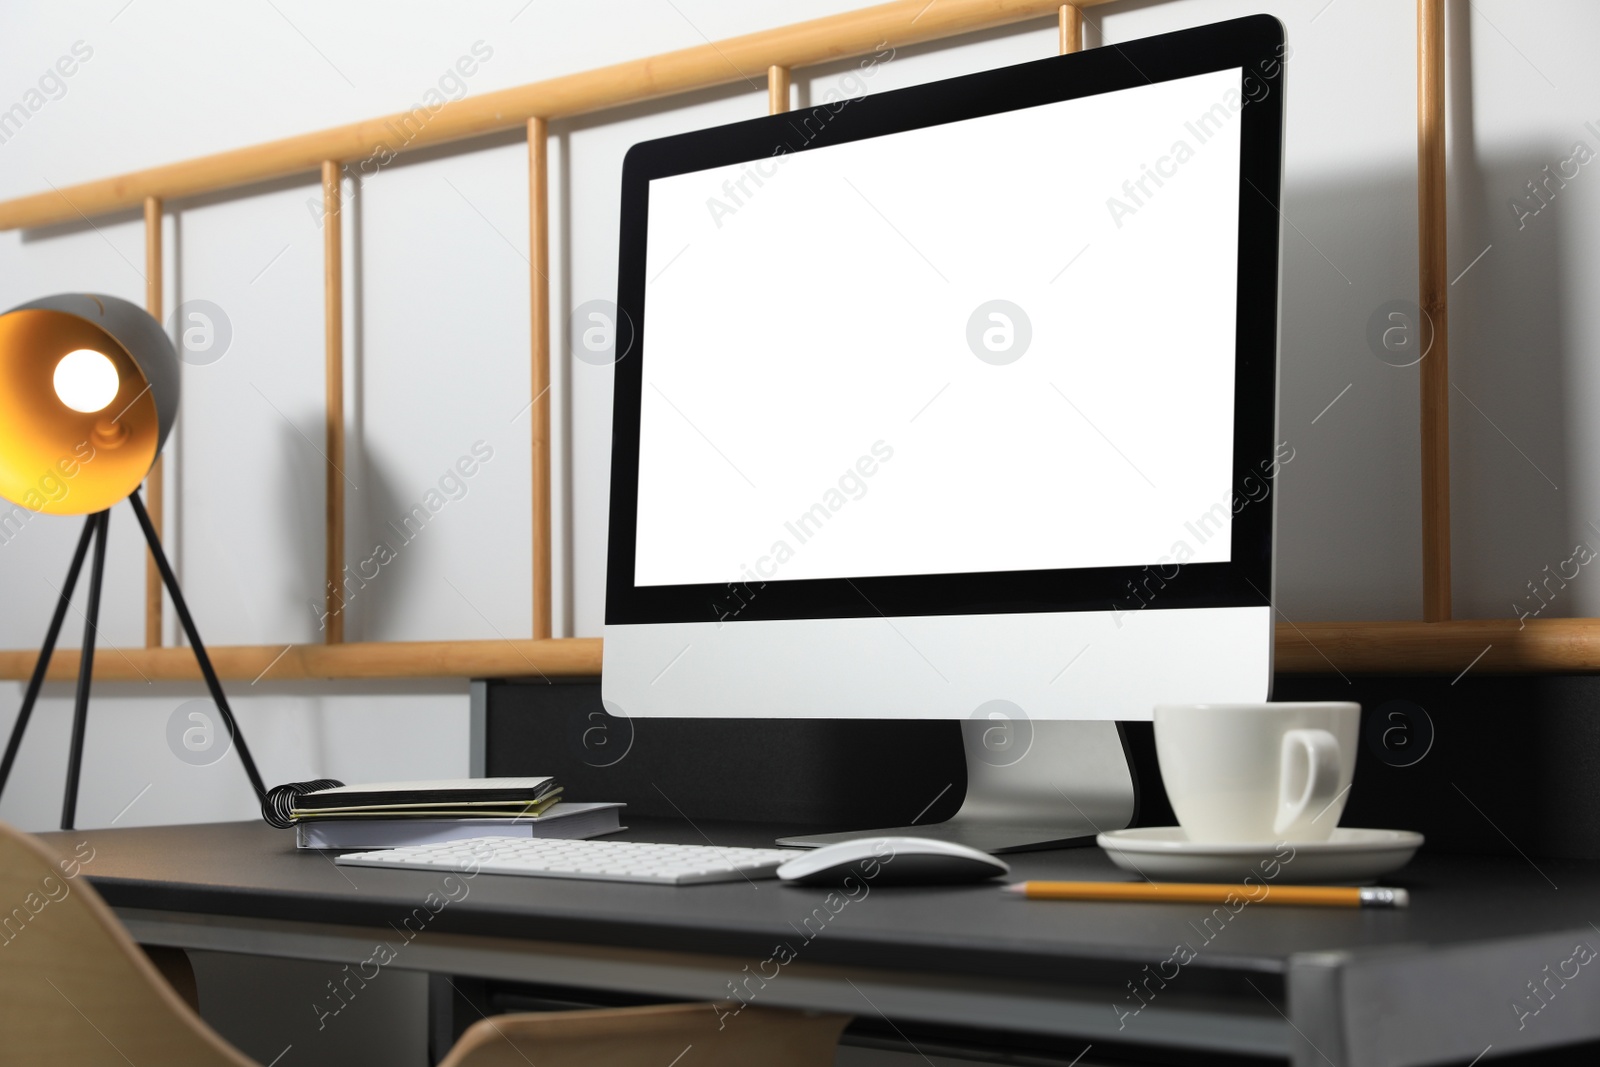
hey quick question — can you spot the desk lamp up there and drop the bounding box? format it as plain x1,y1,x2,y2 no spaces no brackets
0,293,265,829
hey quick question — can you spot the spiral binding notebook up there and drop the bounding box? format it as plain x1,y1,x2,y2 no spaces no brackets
290,777,562,819
294,801,626,850
264,777,624,849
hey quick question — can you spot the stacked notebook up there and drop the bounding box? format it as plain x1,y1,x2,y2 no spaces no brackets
286,778,625,849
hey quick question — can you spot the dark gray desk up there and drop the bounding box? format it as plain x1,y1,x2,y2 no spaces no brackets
40,821,1600,1066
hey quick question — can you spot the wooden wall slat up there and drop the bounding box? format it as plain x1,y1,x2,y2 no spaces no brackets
0,638,603,683
1418,0,1452,621
1058,3,1083,54
529,119,553,641
143,196,164,649
1273,619,1585,675
768,65,791,115
2,621,1597,682
322,160,346,644
0,0,1092,231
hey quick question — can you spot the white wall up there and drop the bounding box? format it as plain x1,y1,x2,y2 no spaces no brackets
1,0,1596,834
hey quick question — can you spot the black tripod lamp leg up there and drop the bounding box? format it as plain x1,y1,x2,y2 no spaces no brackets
60,511,109,831
0,514,98,804
127,489,267,799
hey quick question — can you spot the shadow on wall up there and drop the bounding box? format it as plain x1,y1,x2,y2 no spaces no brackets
1272,166,1430,623
1444,0,1581,622
1272,153,1571,624
275,418,330,642
1260,0,1578,625
1449,145,1572,622
345,448,433,643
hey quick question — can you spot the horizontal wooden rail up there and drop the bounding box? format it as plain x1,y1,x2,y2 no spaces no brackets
0,0,1096,231
1272,619,1600,675
2,624,1597,683
0,638,602,684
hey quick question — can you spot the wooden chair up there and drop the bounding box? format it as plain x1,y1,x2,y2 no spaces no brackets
0,821,849,1066
436,1001,850,1067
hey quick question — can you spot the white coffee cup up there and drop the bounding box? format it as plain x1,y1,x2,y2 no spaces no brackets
1153,702,1360,843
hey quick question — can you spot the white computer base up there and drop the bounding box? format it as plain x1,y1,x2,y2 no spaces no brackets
776,719,1137,855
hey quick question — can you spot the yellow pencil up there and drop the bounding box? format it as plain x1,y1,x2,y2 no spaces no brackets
1002,881,1408,908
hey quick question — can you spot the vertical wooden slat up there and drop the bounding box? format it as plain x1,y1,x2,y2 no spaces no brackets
767,65,791,114
1058,4,1083,54
1418,0,1450,621
321,160,346,644
143,196,164,649
529,118,553,641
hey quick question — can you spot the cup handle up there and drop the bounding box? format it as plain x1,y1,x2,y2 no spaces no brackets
1274,728,1343,837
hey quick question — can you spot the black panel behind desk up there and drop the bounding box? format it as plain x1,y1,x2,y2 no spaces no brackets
485,679,968,828
1277,672,1600,861
487,672,1600,860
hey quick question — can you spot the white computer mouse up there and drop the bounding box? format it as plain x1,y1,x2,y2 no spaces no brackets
775,836,1009,886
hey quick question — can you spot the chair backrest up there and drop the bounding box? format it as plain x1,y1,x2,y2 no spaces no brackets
0,819,849,1067
438,1001,851,1067
0,820,257,1067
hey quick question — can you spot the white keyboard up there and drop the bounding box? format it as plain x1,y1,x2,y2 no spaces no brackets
335,836,804,885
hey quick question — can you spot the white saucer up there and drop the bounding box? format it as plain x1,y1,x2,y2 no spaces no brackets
1096,827,1424,884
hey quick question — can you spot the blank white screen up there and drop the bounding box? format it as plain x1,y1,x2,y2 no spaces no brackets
635,68,1243,587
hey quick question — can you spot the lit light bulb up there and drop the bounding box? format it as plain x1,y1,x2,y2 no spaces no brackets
53,349,120,413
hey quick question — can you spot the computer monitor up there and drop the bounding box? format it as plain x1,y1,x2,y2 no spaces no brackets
603,16,1286,852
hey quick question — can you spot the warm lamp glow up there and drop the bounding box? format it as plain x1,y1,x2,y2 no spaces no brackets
0,298,172,516
53,348,120,413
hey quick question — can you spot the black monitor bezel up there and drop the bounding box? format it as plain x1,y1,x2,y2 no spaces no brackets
607,14,1285,626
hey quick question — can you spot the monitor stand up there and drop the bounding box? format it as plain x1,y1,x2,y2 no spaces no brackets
776,719,1137,854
